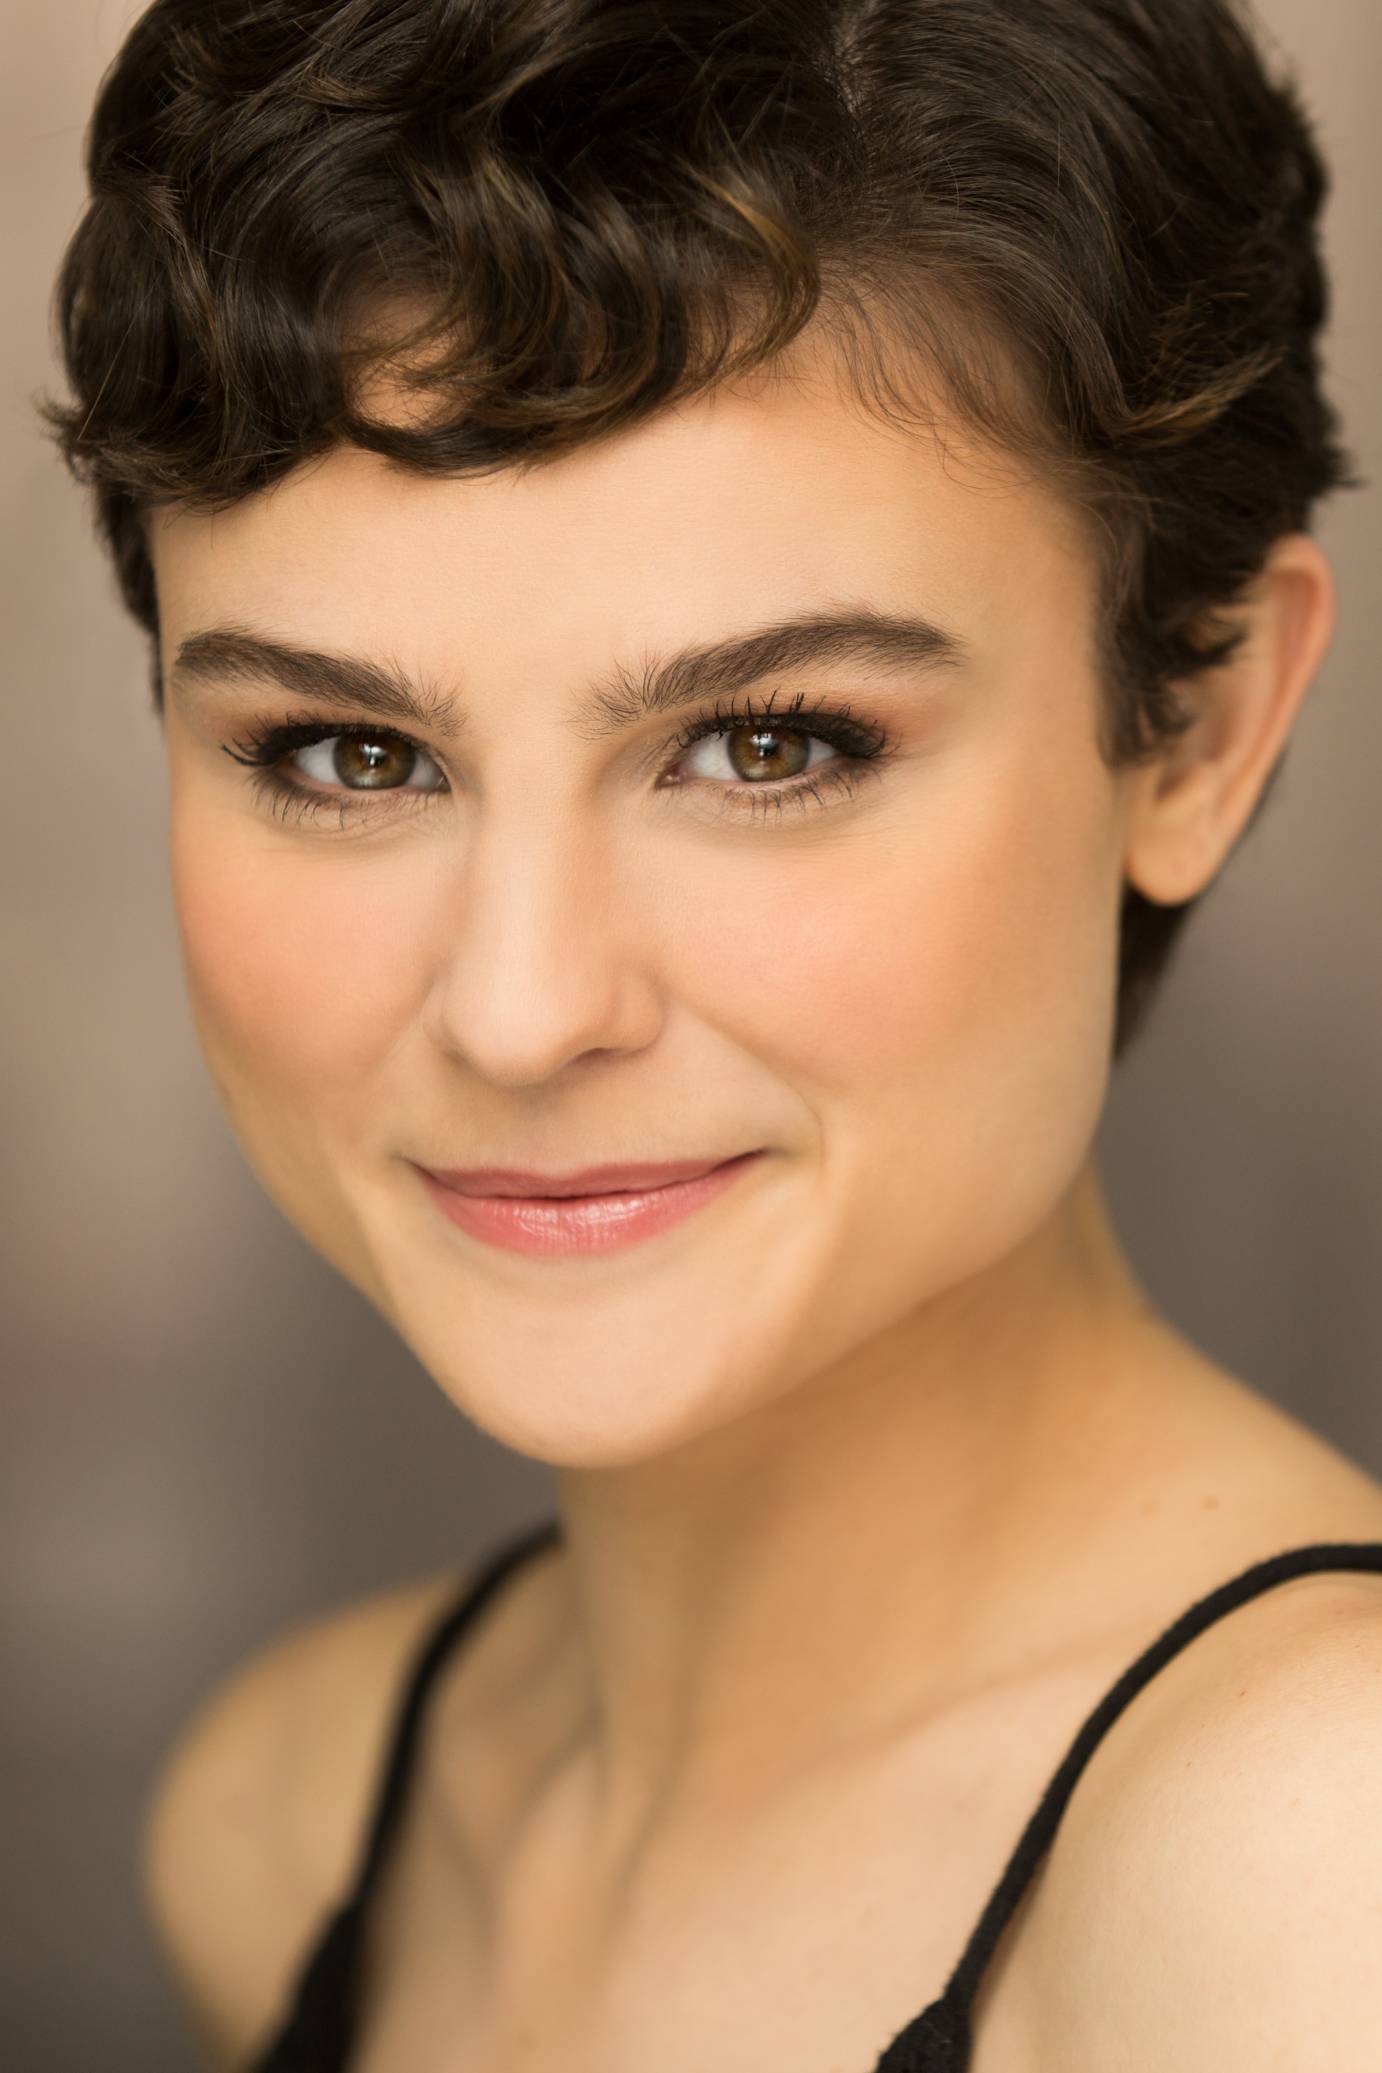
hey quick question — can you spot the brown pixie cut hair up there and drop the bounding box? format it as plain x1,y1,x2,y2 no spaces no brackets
44,0,1362,1061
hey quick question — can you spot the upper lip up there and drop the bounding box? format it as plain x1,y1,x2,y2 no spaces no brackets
420,1154,756,1198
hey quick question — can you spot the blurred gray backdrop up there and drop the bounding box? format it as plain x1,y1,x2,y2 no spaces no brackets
3,2,1379,2067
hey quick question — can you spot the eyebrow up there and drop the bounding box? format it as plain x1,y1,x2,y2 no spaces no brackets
168,605,969,739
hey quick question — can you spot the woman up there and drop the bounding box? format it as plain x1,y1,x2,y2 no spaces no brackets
45,0,1382,2066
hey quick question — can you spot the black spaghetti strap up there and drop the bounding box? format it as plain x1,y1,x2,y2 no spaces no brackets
349,1512,565,1907
874,1540,1382,2071
252,1515,563,2073
256,1528,1382,2073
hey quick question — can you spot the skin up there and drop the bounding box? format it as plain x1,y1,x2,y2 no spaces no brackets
149,325,1382,2069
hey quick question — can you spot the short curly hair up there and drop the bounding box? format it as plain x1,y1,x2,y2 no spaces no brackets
43,0,1363,1061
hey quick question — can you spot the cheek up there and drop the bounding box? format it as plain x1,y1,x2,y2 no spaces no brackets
689,765,1116,1091
673,730,1121,1269
169,803,425,1122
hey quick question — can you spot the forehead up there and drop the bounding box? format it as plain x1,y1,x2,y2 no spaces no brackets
149,334,1095,680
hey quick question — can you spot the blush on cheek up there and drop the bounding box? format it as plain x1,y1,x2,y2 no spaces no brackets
170,828,424,1111
697,820,1033,1095
693,746,1116,1142
168,807,441,1306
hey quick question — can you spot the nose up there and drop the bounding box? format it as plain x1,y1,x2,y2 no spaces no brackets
421,807,666,1087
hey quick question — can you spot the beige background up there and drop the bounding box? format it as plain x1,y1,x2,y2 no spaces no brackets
3,2,1379,2066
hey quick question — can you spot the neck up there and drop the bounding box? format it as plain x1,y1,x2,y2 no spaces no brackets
548,1158,1176,1842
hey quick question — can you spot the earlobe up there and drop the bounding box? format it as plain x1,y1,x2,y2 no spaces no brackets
1121,756,1222,910
1121,533,1338,910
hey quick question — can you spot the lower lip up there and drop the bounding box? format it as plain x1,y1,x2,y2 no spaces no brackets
417,1151,766,1257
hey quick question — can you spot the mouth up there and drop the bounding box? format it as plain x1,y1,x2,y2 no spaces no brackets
414,1150,768,1257
419,1153,761,1199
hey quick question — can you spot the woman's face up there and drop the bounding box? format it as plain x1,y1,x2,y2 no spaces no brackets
151,340,1134,1466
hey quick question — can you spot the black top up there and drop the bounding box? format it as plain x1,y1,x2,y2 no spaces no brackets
248,1522,1382,2073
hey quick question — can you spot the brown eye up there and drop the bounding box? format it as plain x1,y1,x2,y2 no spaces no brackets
723,724,814,783
682,721,829,786
292,731,446,792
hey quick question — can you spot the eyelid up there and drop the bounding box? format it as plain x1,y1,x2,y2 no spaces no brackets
664,688,889,758
222,712,444,780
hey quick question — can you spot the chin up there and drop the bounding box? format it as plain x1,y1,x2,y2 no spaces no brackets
410,1348,745,1470
377,1272,798,1469
357,1157,818,1467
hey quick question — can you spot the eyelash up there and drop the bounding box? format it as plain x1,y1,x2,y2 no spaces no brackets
220,689,899,830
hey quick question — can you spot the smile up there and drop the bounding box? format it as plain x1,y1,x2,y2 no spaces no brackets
414,1151,767,1257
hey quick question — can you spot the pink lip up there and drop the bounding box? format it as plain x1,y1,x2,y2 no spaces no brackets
424,1156,747,1197
415,1151,766,1257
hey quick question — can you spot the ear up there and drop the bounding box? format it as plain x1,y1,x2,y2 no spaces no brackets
1121,533,1338,907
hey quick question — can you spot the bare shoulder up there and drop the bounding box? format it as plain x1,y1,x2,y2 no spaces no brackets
1015,1560,1382,2071
139,1562,475,2071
